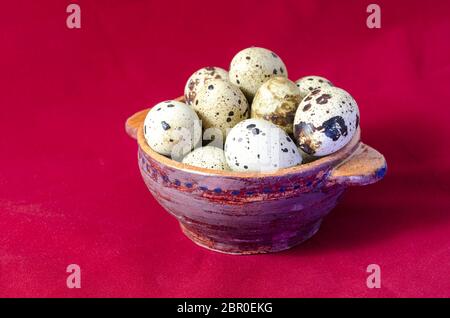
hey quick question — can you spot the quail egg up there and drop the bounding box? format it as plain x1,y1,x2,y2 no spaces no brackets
182,146,229,170
293,87,359,156
295,75,333,99
184,67,229,105
192,78,249,139
251,76,301,134
225,119,302,172
143,100,202,160
229,47,288,101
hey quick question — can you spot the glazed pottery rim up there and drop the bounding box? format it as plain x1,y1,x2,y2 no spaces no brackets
137,121,362,178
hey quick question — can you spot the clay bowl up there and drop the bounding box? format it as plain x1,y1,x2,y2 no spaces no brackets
125,98,387,255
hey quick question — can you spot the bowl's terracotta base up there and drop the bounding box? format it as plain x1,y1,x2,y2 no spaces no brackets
180,219,322,255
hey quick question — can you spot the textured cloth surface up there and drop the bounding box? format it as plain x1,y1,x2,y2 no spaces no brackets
1,0,449,297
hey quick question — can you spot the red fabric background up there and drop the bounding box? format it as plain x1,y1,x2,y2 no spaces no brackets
1,0,450,298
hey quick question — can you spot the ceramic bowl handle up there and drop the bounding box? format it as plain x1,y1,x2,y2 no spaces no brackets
327,143,387,186
125,108,150,140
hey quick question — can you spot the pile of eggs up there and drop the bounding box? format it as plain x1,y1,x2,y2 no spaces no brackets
143,47,360,173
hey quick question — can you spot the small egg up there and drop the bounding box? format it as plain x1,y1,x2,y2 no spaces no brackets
229,47,288,101
251,76,301,134
192,78,249,139
295,75,333,99
293,87,359,156
225,119,302,172
184,67,229,105
143,100,202,160
182,146,229,170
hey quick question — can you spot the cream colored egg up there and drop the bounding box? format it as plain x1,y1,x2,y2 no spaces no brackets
295,75,333,99
182,146,229,170
293,87,359,156
143,100,202,160
229,47,288,101
184,67,229,105
192,78,249,139
251,76,301,134
224,119,302,172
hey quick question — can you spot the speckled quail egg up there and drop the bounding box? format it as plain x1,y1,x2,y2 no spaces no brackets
251,76,301,134
229,47,288,101
225,119,302,172
182,146,229,170
293,87,360,157
143,100,202,160
184,67,229,105
192,78,249,138
295,75,333,99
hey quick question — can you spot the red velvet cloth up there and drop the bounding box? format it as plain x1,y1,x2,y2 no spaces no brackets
1,0,449,298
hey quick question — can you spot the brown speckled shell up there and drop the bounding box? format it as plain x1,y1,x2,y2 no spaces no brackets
126,99,387,254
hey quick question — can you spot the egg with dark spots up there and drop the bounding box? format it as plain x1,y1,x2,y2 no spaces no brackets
251,76,301,134
293,87,359,156
225,119,301,172
295,75,333,100
143,100,202,160
184,67,229,105
192,79,249,138
229,47,288,101
182,146,230,171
